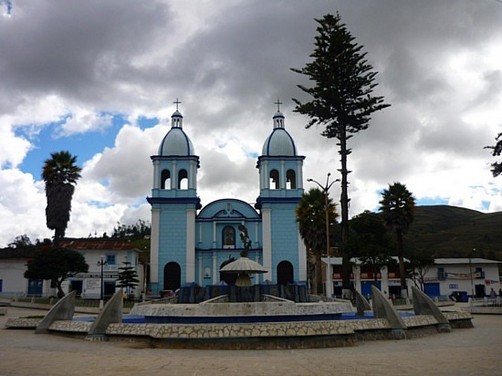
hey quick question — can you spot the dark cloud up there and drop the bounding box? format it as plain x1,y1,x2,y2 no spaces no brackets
0,0,172,108
1,0,502,246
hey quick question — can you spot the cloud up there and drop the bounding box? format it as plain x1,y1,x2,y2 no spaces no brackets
56,111,114,137
82,123,165,202
1,0,502,247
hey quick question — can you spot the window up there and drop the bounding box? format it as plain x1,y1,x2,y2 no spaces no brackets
286,169,296,189
178,169,188,189
269,169,279,189
106,254,116,265
223,226,235,249
161,169,171,189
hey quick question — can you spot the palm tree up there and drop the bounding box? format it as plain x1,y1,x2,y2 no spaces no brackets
42,151,82,244
379,182,415,297
295,188,337,294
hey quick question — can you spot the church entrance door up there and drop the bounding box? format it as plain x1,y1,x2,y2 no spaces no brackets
164,262,181,291
277,260,294,285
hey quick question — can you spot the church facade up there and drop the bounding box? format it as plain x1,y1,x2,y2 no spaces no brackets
147,106,307,295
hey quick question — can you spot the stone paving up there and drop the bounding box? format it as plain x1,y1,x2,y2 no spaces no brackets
0,307,500,375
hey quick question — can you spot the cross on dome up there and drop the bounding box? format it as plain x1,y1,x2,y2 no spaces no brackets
173,98,182,111
274,98,283,112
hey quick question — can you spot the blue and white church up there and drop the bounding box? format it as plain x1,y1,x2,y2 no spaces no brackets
147,105,307,295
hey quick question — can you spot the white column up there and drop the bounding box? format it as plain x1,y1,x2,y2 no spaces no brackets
171,161,177,189
280,161,285,189
262,208,272,281
150,208,160,284
185,208,196,283
297,232,307,281
212,252,218,284
325,256,333,297
262,161,269,189
152,160,160,189
212,222,217,248
380,266,389,299
354,265,361,296
297,160,303,189
197,255,202,284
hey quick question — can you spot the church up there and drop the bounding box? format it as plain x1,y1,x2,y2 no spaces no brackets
147,104,307,296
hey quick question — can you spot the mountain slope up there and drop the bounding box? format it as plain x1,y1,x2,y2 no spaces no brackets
404,205,502,260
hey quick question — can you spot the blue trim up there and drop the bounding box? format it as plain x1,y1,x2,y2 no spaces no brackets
256,155,305,168
255,196,301,209
144,313,344,324
151,155,200,168
147,196,202,208
198,198,260,219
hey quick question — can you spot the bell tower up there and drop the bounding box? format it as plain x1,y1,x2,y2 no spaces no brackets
256,102,306,283
147,101,201,295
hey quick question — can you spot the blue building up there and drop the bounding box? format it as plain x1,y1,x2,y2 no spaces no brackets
147,107,307,295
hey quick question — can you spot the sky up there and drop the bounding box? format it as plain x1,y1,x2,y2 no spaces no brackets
0,0,501,247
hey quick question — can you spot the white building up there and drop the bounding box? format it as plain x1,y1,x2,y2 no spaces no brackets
0,239,145,299
0,248,36,298
422,258,501,300
322,256,408,299
322,256,501,300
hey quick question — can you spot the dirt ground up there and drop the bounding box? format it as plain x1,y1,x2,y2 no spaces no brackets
0,306,500,376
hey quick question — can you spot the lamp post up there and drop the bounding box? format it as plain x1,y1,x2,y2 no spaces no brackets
97,255,107,301
307,173,338,297
469,248,476,301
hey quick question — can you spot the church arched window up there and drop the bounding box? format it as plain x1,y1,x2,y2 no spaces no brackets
161,169,171,189
178,169,188,189
222,226,235,249
286,169,296,189
269,169,279,189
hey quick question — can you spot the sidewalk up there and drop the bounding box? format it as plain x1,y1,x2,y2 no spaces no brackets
0,305,501,376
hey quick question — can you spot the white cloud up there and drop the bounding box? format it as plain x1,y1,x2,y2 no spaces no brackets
0,0,502,247
56,110,114,137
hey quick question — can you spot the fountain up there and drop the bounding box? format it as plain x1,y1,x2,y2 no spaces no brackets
4,283,474,349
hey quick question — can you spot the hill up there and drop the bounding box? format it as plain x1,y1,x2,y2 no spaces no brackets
404,205,502,260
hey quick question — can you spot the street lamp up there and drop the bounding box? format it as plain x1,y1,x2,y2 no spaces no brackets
469,248,476,301
307,172,339,297
97,255,107,301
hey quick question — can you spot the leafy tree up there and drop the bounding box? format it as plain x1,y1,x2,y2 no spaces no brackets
292,13,390,296
116,260,140,298
485,132,502,177
24,247,88,298
8,234,33,249
111,220,151,240
111,220,151,265
42,151,82,245
407,248,435,291
379,182,415,296
295,188,337,294
347,211,395,286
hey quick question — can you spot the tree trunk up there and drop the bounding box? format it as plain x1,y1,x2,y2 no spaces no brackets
338,126,352,299
396,229,407,298
315,254,323,295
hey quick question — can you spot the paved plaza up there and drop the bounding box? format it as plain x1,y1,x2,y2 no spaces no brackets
0,306,500,376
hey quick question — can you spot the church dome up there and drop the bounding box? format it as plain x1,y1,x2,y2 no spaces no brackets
261,111,297,156
158,111,195,156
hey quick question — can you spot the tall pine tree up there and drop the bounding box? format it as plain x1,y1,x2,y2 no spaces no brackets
292,13,389,297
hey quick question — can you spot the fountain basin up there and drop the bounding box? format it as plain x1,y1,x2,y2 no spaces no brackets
130,299,356,324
